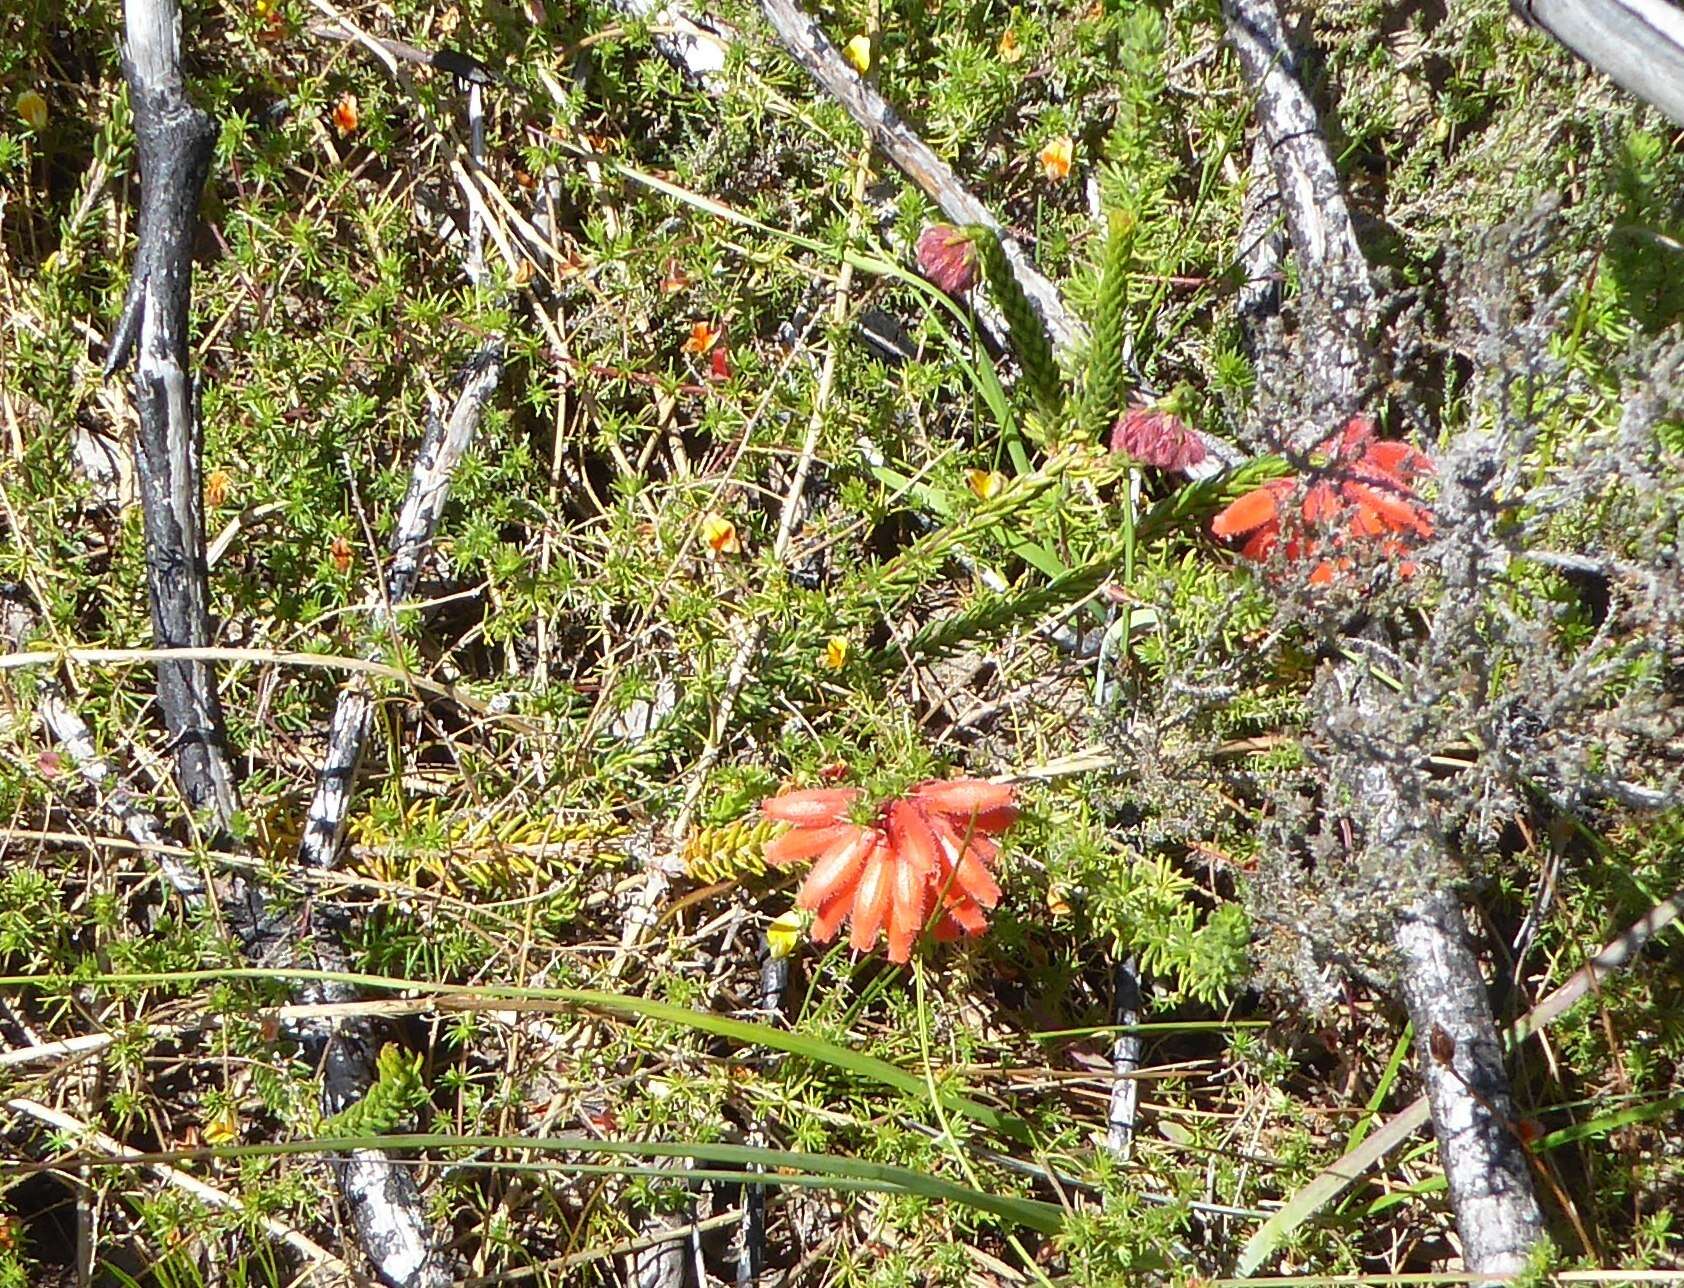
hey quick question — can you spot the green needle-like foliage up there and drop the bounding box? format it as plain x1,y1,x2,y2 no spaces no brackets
965,224,1064,426
323,1043,426,1137
1081,210,1137,439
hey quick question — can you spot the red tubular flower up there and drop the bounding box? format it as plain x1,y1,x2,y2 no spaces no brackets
759,777,1018,962
1210,415,1434,585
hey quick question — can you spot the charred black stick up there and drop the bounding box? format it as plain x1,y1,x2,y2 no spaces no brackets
107,0,240,841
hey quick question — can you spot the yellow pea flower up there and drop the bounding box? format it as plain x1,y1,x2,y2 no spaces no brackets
766,908,804,959
701,512,741,555
1038,135,1073,182
16,90,47,132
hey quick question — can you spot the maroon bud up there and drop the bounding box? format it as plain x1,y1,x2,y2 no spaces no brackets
915,224,979,295
1109,407,1207,472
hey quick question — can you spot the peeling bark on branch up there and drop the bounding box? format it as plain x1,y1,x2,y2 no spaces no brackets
107,0,240,838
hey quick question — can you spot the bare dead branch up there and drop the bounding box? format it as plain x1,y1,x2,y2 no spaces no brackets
1394,889,1546,1270
1104,956,1143,1161
1514,0,1684,125
1223,0,1376,440
1223,0,1546,1271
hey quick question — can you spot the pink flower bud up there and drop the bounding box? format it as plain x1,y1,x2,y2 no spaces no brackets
915,225,979,295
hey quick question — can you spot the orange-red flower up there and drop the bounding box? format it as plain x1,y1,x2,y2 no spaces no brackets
761,778,1018,962
331,92,359,137
1211,415,1433,585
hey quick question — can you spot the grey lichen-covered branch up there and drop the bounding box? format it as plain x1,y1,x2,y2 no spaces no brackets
1222,0,1546,1272
1223,0,1375,441
106,0,240,840
278,347,501,1288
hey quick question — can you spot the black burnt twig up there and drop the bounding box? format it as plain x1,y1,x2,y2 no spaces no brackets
106,0,239,843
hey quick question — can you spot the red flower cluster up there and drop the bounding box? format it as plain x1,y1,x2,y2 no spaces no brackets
1211,416,1434,585
760,779,1017,962
1110,407,1207,472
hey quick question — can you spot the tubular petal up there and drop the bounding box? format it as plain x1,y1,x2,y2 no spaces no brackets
928,814,1002,907
1364,439,1433,479
760,787,861,826
811,891,851,942
949,854,1002,908
848,843,893,951
965,806,1018,836
1239,526,1278,562
912,778,1016,818
886,855,927,963
764,822,854,867
942,897,989,935
1300,481,1341,525
886,799,940,875
796,828,871,910
1342,481,1432,536
1211,482,1286,538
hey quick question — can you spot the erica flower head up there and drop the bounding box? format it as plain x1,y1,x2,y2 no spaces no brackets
760,778,1018,962
1211,415,1433,585
915,225,979,296
1110,406,1207,473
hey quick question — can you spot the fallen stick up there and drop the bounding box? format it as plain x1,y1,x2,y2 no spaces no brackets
1513,0,1684,125
1235,885,1684,1274
106,0,241,841
1223,0,1374,434
281,24,508,1283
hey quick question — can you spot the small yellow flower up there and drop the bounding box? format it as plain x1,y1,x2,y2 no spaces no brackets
766,908,804,959
202,1103,241,1145
16,90,47,133
1038,135,1073,182
997,29,1023,64
966,468,1006,500
843,34,872,74
204,468,232,509
821,635,849,670
701,513,741,555
1045,884,1071,917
